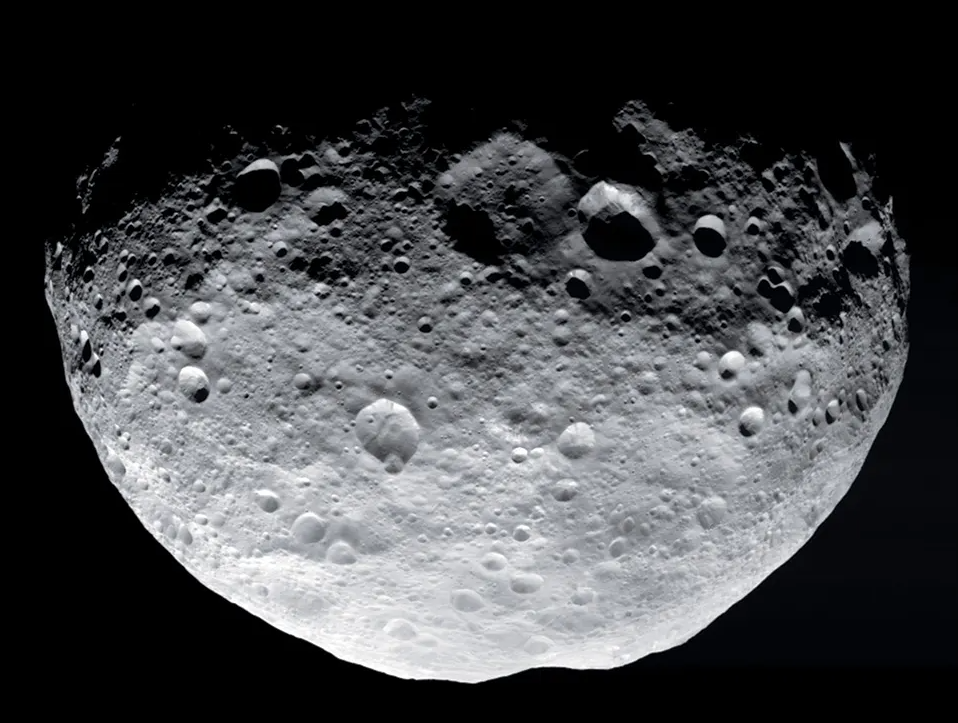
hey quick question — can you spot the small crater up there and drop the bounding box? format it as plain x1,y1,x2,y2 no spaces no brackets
354,399,421,473
189,301,212,323
450,589,485,613
693,215,727,258
143,297,161,318
384,618,417,641
718,350,746,380
510,573,544,594
293,373,316,391
641,263,662,279
556,422,595,459
523,636,554,656
171,319,208,359
697,496,728,529
511,447,529,463
234,158,281,212
786,306,805,333
550,479,579,502
291,512,326,543
481,552,508,571
105,453,126,480
326,541,358,564
255,490,281,513
571,588,595,605
578,181,657,261
608,537,627,558
825,399,840,424
177,366,210,403
79,330,92,361
565,269,593,300
738,406,765,436
304,187,350,226
769,282,795,314
512,525,532,542
815,142,857,202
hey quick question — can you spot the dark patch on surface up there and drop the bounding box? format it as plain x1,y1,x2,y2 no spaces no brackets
842,241,880,278
693,225,726,258
815,142,857,202
582,210,656,261
738,139,784,173
310,200,349,226
302,171,343,191
667,164,711,193
280,158,304,187
185,272,204,290
289,253,308,272
307,253,336,281
566,277,591,299
206,206,228,224
880,237,910,315
443,201,503,263
642,263,663,279
233,165,282,212
502,263,533,290
575,124,664,192
769,284,795,313
798,185,818,215
303,250,362,286
798,269,857,324
768,228,803,269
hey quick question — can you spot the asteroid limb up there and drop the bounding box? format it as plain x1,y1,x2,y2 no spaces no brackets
44,96,909,683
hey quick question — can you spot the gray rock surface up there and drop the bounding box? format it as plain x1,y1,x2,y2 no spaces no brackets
43,97,909,682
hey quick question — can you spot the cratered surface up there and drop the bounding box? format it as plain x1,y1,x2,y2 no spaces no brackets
43,97,910,682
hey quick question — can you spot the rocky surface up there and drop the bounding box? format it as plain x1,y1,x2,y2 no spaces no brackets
43,96,909,682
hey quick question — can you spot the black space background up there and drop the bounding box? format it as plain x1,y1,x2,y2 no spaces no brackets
24,68,955,700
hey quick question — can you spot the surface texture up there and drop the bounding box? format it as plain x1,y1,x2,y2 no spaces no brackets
43,97,909,682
